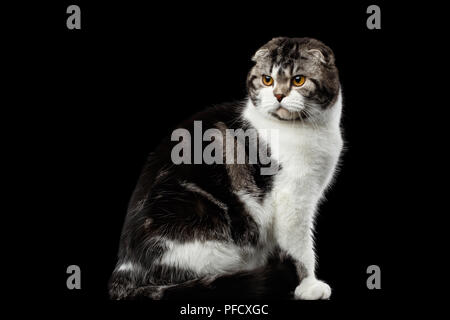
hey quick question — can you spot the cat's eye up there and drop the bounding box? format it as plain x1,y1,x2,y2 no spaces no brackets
262,75,274,86
292,75,306,87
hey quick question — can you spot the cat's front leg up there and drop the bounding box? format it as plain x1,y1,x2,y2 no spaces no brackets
290,230,331,300
274,194,331,300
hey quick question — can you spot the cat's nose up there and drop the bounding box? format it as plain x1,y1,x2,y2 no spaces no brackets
274,94,285,102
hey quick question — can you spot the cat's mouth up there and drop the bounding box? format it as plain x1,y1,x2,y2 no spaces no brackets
270,107,308,121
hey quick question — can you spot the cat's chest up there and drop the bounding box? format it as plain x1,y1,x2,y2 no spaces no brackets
268,129,339,198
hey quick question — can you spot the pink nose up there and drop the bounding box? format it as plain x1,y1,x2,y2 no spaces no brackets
274,94,285,102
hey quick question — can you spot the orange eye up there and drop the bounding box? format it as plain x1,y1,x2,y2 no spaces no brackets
262,75,274,86
292,75,306,87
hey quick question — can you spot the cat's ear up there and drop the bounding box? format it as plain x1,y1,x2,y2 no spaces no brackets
306,49,326,63
252,37,285,62
306,47,335,66
251,48,270,62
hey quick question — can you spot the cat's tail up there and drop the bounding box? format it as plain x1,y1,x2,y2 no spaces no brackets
109,255,299,300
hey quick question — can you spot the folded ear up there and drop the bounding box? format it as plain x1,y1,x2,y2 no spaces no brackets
251,48,270,62
307,49,326,63
252,37,286,62
306,46,335,66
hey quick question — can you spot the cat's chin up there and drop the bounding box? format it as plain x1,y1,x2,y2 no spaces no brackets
270,107,307,121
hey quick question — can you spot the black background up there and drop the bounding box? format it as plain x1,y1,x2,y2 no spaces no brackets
9,0,425,317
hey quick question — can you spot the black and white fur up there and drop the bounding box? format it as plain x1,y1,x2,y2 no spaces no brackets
109,37,343,300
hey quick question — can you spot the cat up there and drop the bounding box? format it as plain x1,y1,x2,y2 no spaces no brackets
109,37,343,300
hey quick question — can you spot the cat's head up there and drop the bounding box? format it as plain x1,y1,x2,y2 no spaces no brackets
247,37,340,122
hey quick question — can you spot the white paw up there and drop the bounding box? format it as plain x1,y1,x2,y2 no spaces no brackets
294,278,331,300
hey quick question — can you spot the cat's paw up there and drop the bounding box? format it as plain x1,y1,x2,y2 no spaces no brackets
294,278,331,300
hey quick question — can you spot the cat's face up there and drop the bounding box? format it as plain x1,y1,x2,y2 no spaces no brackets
247,37,340,122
